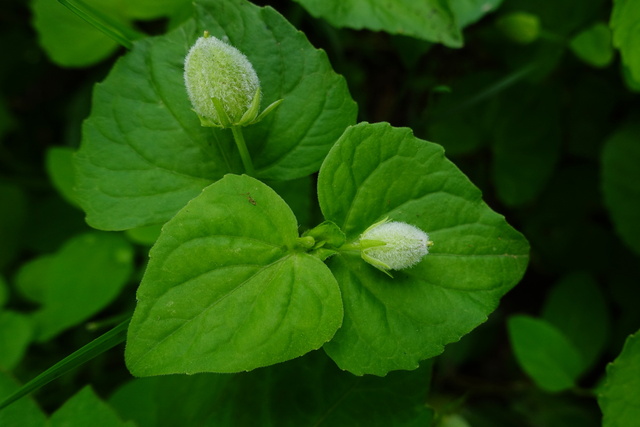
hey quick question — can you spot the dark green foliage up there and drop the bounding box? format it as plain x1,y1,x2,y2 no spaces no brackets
1,0,639,425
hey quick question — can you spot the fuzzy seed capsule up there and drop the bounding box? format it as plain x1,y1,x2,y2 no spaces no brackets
184,32,260,127
359,219,431,272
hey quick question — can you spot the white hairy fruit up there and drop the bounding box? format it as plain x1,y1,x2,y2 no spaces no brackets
360,220,430,271
184,34,260,126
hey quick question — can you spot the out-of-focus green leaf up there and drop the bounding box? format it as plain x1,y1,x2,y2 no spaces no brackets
570,23,614,68
124,224,162,247
500,0,605,37
599,330,640,427
608,261,640,353
46,146,79,207
291,0,462,47
50,386,135,427
31,0,193,67
31,0,121,67
14,255,53,304
426,72,499,156
566,74,619,160
0,182,27,270
602,122,640,256
491,84,562,206
496,12,540,44
0,276,7,308
125,175,342,376
0,372,47,427
0,311,32,371
622,65,640,92
519,395,601,427
112,351,432,426
318,122,529,375
31,232,134,341
611,0,640,83
508,315,583,392
542,272,610,370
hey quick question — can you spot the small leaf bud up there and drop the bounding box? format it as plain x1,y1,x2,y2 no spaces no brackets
184,32,260,127
359,219,431,273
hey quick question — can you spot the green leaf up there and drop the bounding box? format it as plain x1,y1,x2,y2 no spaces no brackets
0,372,47,427
291,0,462,47
317,122,529,375
31,233,134,341
569,23,614,68
46,146,80,208
125,174,343,376
31,0,121,67
0,311,32,371
14,256,54,304
50,386,135,427
0,276,7,308
599,330,640,427
0,182,27,270
124,224,163,246
58,0,143,49
622,64,640,92
32,0,193,67
194,0,357,180
426,72,499,156
491,84,562,206
449,0,503,29
541,272,610,371
602,122,640,256
500,0,606,37
611,0,640,83
495,12,541,44
113,0,192,20
507,315,583,392
112,351,432,426
267,177,314,229
75,0,356,231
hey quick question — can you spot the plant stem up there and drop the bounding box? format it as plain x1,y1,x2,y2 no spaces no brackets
231,125,255,176
338,242,361,252
0,319,129,411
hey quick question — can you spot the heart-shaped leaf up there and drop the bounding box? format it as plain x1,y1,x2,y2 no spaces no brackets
317,122,529,375
125,174,343,375
74,0,357,231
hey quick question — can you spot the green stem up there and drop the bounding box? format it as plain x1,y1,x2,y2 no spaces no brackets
231,126,255,176
339,242,361,252
0,319,129,411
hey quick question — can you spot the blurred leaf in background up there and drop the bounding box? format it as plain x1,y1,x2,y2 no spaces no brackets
31,0,193,67
602,121,640,257
508,315,584,392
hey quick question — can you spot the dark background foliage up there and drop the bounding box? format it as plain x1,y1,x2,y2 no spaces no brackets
1,0,638,425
